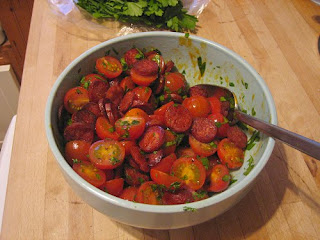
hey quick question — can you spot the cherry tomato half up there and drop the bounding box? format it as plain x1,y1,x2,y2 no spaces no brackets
89,140,125,170
125,108,150,122
73,160,106,187
189,135,218,157
115,116,146,140
95,116,120,140
208,113,230,138
63,86,90,114
80,73,105,89
96,56,123,79
130,68,158,87
164,72,186,94
163,130,177,156
170,157,206,190
207,96,222,115
217,138,244,169
182,96,211,118
150,169,184,190
136,181,163,205
151,153,177,174
99,178,124,196
119,186,138,201
207,164,231,192
132,86,152,102
120,76,136,92
65,140,91,166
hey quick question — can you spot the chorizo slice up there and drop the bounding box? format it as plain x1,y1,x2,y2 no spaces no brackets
132,59,159,76
191,117,217,143
124,166,150,186
58,104,71,133
119,90,135,113
88,80,109,103
104,102,119,126
124,48,143,67
153,75,165,95
82,102,103,117
146,115,165,128
221,100,230,117
227,126,247,149
71,109,97,128
130,146,150,172
189,85,208,98
139,126,165,153
105,85,124,106
164,104,192,133
131,100,154,115
165,60,174,73
63,122,94,143
146,149,164,167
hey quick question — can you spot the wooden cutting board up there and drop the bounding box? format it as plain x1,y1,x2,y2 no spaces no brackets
1,0,320,239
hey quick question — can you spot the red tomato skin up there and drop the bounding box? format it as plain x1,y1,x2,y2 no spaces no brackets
132,86,152,102
182,96,211,118
125,108,150,122
136,181,162,205
147,53,165,74
115,116,146,140
150,169,184,189
80,74,105,88
119,140,136,157
130,68,158,86
95,116,120,140
162,130,176,156
208,113,230,138
119,186,138,201
63,87,90,114
120,76,136,92
73,160,107,187
217,138,244,170
208,96,222,115
189,135,218,157
151,153,177,174
96,56,123,79
89,140,125,170
207,164,230,192
99,178,124,196
154,101,174,117
170,157,206,190
164,72,186,94
65,140,91,166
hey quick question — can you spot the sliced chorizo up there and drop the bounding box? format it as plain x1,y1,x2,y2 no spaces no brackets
130,146,150,172
164,104,192,133
131,100,154,115
189,85,208,98
119,90,135,113
153,75,165,95
63,122,94,143
82,102,103,117
88,80,109,103
58,104,71,133
124,166,150,186
227,126,247,149
165,60,174,73
221,100,230,117
105,102,119,125
105,85,124,106
146,149,164,167
139,126,165,153
146,115,165,128
132,59,158,76
191,117,217,143
71,109,97,128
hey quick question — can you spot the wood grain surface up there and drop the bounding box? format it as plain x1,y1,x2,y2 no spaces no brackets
1,0,320,239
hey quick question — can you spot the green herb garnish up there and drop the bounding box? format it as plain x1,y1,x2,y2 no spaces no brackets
197,56,206,77
243,156,255,176
197,156,209,170
183,206,197,212
246,130,260,150
108,127,115,133
222,174,230,182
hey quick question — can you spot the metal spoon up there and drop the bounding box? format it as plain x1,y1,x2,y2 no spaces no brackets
199,84,320,160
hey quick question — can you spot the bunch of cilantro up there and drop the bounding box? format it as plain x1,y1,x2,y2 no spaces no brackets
76,0,198,32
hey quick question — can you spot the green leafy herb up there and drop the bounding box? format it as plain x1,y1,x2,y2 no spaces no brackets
76,0,198,32
105,50,111,56
181,175,188,180
67,118,73,126
246,130,260,150
192,190,207,200
222,174,230,182
197,56,206,76
72,159,81,164
159,95,165,101
241,79,248,89
183,206,197,212
169,181,181,190
112,47,119,55
185,32,189,38
230,178,237,185
208,141,217,148
181,69,186,75
165,141,176,147
215,122,222,128
108,126,115,133
220,96,227,102
138,177,145,184
237,121,248,131
96,173,101,180
111,157,120,165
197,156,209,170
243,156,255,176
251,107,256,116
229,82,235,87
80,77,89,89
120,57,128,71
131,120,140,125
76,89,82,94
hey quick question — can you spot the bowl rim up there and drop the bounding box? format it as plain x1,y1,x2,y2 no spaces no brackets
45,31,277,213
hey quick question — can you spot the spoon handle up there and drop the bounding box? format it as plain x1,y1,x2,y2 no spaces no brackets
235,111,320,160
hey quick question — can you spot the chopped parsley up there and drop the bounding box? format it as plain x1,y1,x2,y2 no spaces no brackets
243,156,255,176
181,70,186,75
197,156,209,170
80,77,89,89
138,177,145,184
72,159,81,164
246,130,260,150
222,174,230,182
165,141,176,147
105,50,111,55
251,107,256,116
229,82,235,87
215,122,222,128
181,175,188,180
96,173,101,180
197,56,206,77
230,178,237,185
220,96,227,102
241,79,249,89
76,89,82,94
183,206,197,212
108,127,115,133
131,120,140,125
67,118,73,126
208,141,217,148
120,58,128,71
112,47,119,55
185,32,190,38
169,181,181,190
110,157,120,165
192,190,207,200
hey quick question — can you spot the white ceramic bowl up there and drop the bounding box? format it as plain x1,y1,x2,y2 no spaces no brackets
45,32,277,229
